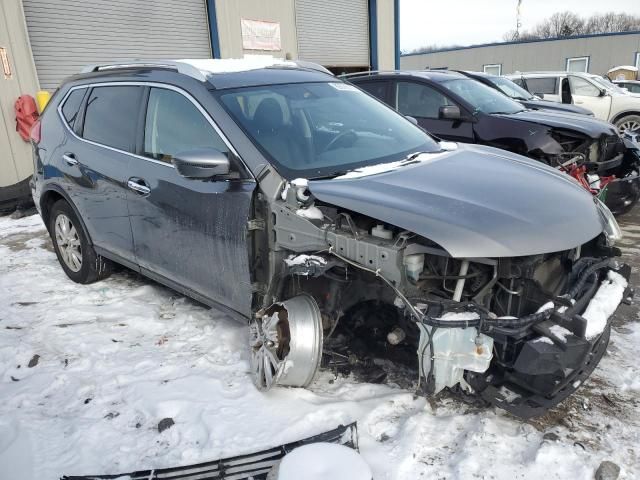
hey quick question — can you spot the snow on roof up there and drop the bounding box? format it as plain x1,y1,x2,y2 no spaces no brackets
607,65,639,73
179,56,297,75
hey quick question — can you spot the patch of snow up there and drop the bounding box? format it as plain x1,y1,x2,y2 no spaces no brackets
536,301,555,313
179,56,295,75
284,254,327,267
607,65,638,73
439,141,458,151
533,336,554,345
437,312,481,321
334,151,448,179
276,443,372,480
549,325,572,343
582,270,628,340
295,205,323,220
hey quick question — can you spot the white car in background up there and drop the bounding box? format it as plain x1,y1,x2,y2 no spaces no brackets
508,71,640,133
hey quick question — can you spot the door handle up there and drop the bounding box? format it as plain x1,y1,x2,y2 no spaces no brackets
63,153,78,166
127,178,151,195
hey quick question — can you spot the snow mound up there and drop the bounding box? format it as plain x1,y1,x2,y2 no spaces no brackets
179,56,296,75
582,270,628,340
276,443,372,480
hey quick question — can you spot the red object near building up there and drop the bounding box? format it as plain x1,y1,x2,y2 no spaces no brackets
15,94,39,142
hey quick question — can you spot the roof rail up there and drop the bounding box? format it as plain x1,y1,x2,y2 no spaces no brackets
339,70,410,79
81,58,334,82
80,60,208,81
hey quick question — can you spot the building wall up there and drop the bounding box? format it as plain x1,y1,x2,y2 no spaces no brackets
401,32,640,75
214,0,298,60
376,0,396,70
0,0,39,188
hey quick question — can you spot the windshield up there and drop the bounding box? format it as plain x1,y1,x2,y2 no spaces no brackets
486,76,534,101
217,82,440,179
441,78,525,114
589,75,628,94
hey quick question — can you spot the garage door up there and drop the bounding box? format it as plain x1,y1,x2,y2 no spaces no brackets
295,0,369,67
22,0,212,91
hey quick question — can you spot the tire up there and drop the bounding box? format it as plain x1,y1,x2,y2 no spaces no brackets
48,199,112,284
615,114,640,134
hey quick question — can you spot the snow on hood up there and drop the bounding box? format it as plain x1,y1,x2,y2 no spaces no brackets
309,144,605,258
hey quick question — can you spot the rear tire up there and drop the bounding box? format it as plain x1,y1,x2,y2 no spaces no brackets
49,199,112,284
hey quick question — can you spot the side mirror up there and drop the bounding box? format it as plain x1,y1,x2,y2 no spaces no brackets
439,105,461,120
533,92,545,99
172,148,230,179
405,115,418,125
599,89,607,97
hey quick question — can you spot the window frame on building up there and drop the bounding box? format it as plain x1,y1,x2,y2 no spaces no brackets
565,56,590,73
483,64,502,76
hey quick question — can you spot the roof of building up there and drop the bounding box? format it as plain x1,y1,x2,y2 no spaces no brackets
401,30,640,57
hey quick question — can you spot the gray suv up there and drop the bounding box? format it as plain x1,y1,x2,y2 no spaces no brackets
31,59,630,418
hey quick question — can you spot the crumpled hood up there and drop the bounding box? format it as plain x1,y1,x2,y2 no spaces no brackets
498,109,618,137
309,144,604,258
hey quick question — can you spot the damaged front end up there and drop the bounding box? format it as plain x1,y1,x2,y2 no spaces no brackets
247,166,632,419
547,129,640,216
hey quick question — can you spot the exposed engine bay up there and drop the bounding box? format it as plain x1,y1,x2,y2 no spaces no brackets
545,130,640,216
246,176,632,419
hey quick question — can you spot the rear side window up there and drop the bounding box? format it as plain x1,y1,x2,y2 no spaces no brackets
525,77,557,95
357,81,388,102
143,88,228,162
60,88,86,129
82,86,142,152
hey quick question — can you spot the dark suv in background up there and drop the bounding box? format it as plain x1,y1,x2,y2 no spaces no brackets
348,70,640,215
31,59,630,418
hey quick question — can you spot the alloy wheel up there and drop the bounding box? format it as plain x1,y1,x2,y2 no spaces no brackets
54,213,82,272
618,119,640,134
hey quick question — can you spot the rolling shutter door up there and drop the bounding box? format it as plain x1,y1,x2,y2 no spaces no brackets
22,0,212,91
295,0,369,67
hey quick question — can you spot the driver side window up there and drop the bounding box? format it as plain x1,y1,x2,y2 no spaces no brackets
568,77,600,97
395,81,452,119
144,88,229,163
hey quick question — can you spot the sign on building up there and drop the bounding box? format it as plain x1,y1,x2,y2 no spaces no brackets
241,19,281,51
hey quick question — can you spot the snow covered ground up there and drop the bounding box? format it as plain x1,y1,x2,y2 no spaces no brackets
1,211,639,480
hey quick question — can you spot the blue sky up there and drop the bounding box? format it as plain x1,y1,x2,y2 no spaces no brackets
400,0,640,51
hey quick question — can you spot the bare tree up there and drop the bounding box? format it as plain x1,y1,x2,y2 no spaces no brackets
510,11,640,41
414,11,640,53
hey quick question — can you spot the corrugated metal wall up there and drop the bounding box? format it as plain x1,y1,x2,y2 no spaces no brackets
22,0,212,91
295,0,369,67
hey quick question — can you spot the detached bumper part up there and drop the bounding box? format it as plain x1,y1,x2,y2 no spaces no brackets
61,423,358,480
468,265,631,419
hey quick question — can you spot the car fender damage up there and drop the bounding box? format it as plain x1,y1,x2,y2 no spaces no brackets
250,175,632,418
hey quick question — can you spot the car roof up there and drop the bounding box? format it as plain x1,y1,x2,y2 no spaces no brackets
70,58,336,89
347,69,467,83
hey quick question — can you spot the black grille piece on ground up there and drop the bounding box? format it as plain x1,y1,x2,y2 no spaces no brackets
61,422,358,480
